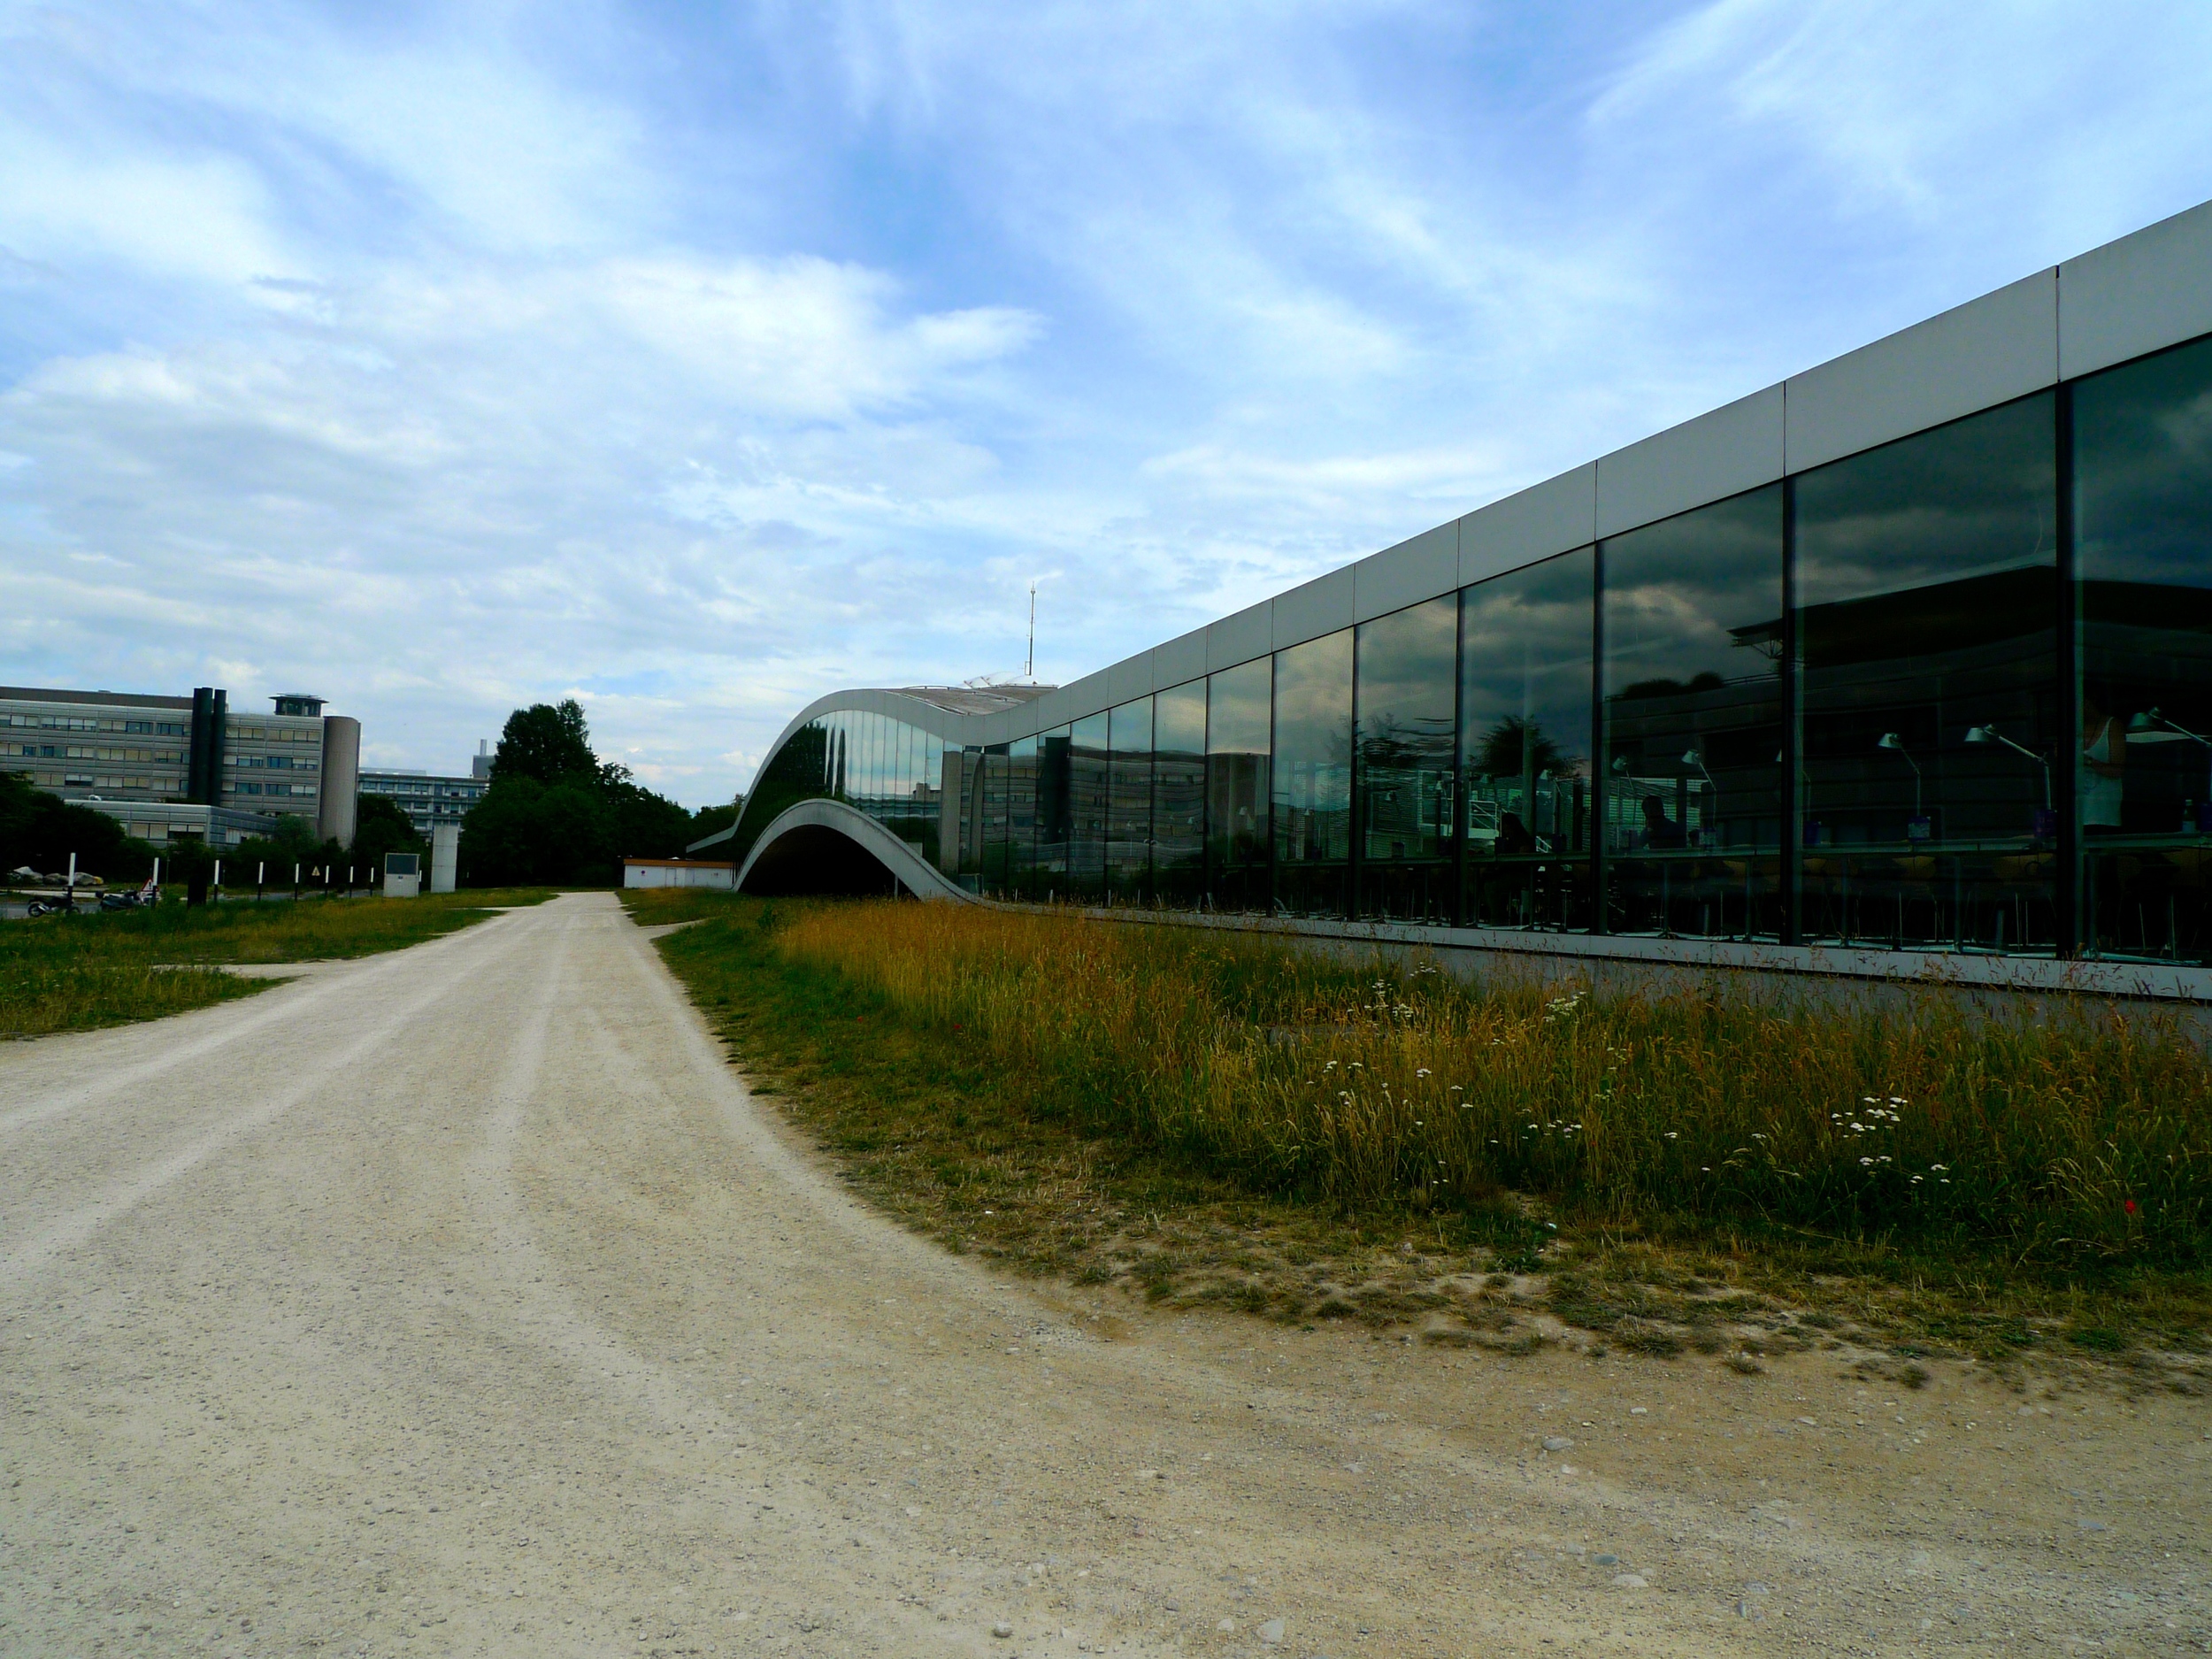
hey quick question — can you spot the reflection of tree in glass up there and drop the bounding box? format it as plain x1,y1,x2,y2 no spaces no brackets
1614,671,1727,701
1471,717,1571,780
1357,714,1454,769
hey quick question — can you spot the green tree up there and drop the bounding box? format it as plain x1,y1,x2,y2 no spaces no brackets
687,800,740,841
0,770,155,881
459,775,614,885
491,700,598,786
349,793,426,880
461,700,699,885
228,810,332,885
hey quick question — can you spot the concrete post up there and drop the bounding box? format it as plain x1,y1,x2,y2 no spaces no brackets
317,716,361,846
430,823,459,894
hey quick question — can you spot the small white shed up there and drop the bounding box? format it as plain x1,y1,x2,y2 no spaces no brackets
623,857,736,890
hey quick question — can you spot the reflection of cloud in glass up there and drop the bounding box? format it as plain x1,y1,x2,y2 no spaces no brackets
1795,395,2056,608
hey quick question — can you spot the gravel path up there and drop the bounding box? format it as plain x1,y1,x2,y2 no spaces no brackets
3,892,2205,1656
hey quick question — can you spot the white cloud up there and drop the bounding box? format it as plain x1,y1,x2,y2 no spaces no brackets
4,1,2212,803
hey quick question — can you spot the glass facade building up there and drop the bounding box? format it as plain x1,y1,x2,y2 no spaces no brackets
718,203,2212,966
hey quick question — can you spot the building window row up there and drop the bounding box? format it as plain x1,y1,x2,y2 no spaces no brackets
733,330,2212,964
0,713,192,736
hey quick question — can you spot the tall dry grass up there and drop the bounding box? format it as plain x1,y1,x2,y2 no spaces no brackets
774,902,2211,1262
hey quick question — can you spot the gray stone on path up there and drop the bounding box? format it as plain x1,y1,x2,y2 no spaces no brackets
1258,1617,1286,1644
1542,1436,1572,1452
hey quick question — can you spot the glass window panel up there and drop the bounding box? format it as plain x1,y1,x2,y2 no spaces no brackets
1601,485,1785,939
729,715,829,864
934,733,963,875
1065,712,1110,901
1009,733,1040,896
1461,549,1594,930
1794,390,2058,951
1107,697,1153,902
2076,334,2212,961
1154,680,1208,906
1272,628,1353,918
1036,724,1073,899
1207,658,1272,911
1356,595,1457,921
981,742,1013,895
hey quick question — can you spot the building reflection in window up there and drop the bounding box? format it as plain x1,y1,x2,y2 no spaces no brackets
1356,595,1456,922
1273,628,1354,918
1460,549,1594,930
2076,334,2212,961
1793,391,2058,950
1601,485,1785,939
1107,696,1153,902
1154,680,1208,907
1207,657,1271,912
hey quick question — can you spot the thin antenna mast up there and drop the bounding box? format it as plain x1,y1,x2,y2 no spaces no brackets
1025,584,1036,680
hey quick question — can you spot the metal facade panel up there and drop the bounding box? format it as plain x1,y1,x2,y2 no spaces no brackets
1104,651,1155,707
1271,565,1356,651
1458,462,1596,588
2060,198,2212,380
1063,667,1114,721
1206,601,1273,672
978,709,1011,747
1152,626,1207,689
1028,687,1073,733
1594,383,1786,540
1353,523,1459,624
1786,270,2058,474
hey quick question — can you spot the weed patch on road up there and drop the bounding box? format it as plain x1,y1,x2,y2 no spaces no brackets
1,887,554,1035
635,890,2212,1388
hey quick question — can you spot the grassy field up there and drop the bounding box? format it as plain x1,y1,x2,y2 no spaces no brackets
634,889,2212,1385
1,888,554,1037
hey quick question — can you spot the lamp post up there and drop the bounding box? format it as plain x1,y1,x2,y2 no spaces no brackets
1877,733,1929,840
1965,725,2054,838
2129,707,2212,826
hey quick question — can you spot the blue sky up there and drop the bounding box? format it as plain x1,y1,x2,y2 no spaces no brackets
4,1,2211,805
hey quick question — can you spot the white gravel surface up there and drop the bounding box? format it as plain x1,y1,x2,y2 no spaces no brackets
3,892,2207,1656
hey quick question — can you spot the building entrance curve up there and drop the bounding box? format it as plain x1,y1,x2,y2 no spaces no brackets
733,797,974,901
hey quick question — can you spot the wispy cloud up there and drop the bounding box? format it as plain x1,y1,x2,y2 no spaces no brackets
3,1,2210,802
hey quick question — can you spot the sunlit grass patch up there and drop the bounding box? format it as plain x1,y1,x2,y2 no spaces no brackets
0,887,554,1035
650,895,2212,1378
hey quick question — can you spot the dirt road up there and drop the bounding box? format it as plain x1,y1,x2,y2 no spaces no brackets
2,892,2205,1656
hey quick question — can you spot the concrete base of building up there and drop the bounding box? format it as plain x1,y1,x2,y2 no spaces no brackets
1071,902,2212,1018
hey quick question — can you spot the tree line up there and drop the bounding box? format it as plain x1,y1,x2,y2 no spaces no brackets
4,698,722,891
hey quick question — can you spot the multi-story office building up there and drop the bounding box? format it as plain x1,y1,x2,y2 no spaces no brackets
0,686,359,845
716,199,2212,987
359,763,488,840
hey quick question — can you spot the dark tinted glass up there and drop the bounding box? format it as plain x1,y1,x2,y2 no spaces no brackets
1356,595,1456,921
1460,548,1594,929
980,741,1014,895
1107,697,1153,901
1273,628,1353,918
1035,725,1072,898
2076,334,2212,960
1601,485,1785,938
1208,657,1271,910
728,717,828,864
1794,390,2057,949
1068,710,1110,900
1008,733,1039,895
1154,680,1207,904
